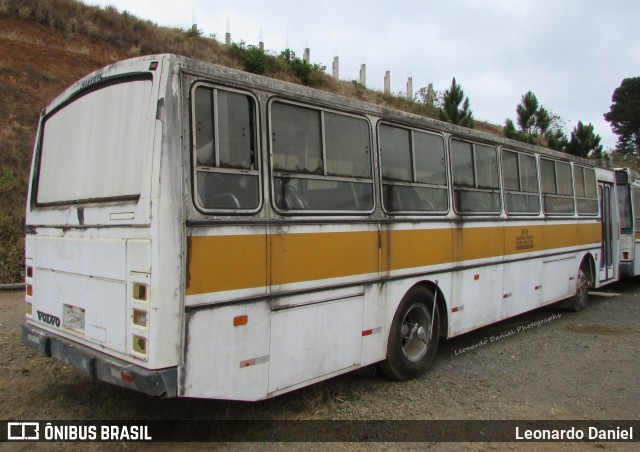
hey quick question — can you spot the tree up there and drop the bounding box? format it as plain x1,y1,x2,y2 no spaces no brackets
438,77,474,128
545,111,569,152
604,77,640,154
514,91,552,142
516,91,539,135
565,121,603,158
505,91,567,149
415,83,441,114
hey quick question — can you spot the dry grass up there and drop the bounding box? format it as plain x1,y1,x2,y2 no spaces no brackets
0,0,244,69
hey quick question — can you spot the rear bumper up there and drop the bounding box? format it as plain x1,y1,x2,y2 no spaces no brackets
22,323,177,397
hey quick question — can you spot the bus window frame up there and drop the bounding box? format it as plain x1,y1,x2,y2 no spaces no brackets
573,164,599,217
190,82,263,215
268,98,376,216
500,148,541,216
377,121,449,216
539,157,576,216
450,137,502,215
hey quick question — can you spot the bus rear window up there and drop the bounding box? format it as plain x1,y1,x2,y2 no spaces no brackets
36,77,152,205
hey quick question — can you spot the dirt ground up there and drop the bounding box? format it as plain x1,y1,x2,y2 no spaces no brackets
1,279,639,450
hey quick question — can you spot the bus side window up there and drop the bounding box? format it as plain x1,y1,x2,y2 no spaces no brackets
451,139,500,214
271,102,373,212
192,85,260,212
379,124,448,213
540,158,574,214
574,166,598,215
501,149,540,214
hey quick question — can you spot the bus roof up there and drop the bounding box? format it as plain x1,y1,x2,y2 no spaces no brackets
47,53,609,169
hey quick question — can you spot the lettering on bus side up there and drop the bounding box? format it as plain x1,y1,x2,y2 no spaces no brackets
37,310,61,328
516,228,535,250
80,74,103,88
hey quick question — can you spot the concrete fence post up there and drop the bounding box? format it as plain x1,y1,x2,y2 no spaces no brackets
384,71,390,95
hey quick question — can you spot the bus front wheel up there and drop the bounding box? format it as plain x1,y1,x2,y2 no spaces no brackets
379,286,440,381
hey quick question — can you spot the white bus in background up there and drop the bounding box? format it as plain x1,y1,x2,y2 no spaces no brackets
23,54,620,401
615,167,640,277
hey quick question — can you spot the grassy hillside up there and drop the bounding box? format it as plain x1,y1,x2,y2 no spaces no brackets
0,0,502,283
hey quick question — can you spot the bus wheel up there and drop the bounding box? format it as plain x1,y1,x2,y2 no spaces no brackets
379,286,440,381
568,267,589,312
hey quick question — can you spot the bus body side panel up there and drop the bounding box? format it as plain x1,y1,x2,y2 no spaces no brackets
501,257,542,318
181,223,376,400
619,235,634,276
181,302,271,400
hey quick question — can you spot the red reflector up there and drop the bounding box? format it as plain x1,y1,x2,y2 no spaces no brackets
362,329,373,337
473,274,480,281
26,266,33,278
121,371,134,382
452,307,459,313
233,315,248,327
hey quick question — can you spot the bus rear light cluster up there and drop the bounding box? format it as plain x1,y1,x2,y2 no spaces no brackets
133,283,148,301
132,335,147,355
133,309,148,327
25,264,33,317
130,274,151,359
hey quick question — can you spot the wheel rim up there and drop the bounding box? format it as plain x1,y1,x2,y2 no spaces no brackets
400,303,432,362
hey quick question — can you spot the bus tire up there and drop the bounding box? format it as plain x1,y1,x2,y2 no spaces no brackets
568,267,589,312
379,286,440,381
557,266,589,311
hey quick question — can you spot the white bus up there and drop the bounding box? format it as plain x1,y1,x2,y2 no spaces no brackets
615,167,640,276
23,54,619,400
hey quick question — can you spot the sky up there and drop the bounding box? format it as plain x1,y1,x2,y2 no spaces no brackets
85,0,639,151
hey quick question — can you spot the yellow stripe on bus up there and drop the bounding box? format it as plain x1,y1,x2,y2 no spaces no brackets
270,230,379,286
186,222,602,296
187,234,268,295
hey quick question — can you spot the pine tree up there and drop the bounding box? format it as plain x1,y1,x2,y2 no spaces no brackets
565,121,603,158
604,77,640,154
516,91,539,135
438,77,474,128
505,91,567,148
